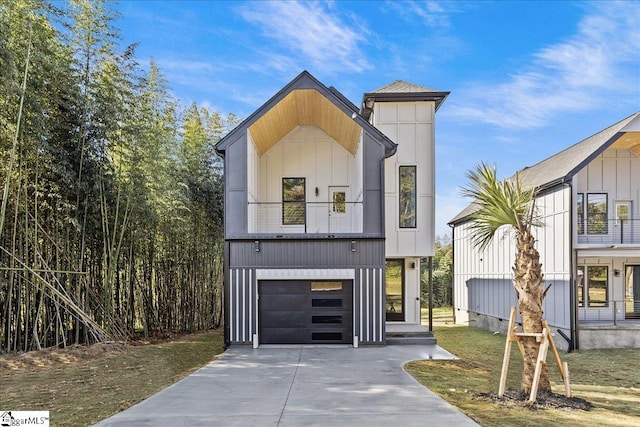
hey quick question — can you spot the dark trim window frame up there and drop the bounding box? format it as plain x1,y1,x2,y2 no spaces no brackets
586,193,608,235
282,177,306,225
385,259,405,321
577,265,609,308
399,166,417,228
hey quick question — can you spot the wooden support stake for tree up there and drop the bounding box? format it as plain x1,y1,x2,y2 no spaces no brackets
529,327,549,402
563,362,571,397
543,319,572,397
498,307,517,397
499,308,572,402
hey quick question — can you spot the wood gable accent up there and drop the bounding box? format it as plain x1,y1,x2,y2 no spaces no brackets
248,89,362,156
614,112,640,156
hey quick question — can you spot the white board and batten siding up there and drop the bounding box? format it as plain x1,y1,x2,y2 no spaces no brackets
575,148,640,321
247,125,364,234
376,101,435,258
453,186,571,331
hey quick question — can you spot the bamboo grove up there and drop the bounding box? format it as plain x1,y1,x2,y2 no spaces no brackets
1,0,235,352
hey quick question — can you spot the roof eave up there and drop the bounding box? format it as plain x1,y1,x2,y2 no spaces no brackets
361,91,450,112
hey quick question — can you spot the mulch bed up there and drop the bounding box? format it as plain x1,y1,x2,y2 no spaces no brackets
475,388,593,411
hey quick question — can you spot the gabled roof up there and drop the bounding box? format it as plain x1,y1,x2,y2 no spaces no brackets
362,80,450,112
215,71,397,158
449,112,640,225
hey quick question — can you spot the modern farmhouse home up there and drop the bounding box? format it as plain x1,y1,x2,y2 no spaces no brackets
215,71,448,347
450,112,640,350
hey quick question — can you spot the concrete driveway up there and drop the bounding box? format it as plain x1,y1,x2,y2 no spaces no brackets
95,345,479,426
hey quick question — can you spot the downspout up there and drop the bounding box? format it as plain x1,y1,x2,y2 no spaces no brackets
428,256,434,332
449,223,456,324
568,180,579,351
223,240,230,350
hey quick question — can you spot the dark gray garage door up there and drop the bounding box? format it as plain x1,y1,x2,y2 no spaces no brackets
259,280,353,344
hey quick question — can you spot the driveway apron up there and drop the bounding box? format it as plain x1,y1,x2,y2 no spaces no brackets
95,345,479,426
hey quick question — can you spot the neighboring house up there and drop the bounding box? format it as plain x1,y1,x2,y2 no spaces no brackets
449,112,640,350
215,71,448,347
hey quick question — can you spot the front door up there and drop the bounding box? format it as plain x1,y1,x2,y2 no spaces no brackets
329,186,349,233
385,259,404,321
625,265,640,319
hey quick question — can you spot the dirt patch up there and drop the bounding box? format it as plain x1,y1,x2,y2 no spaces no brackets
475,388,593,411
0,343,126,371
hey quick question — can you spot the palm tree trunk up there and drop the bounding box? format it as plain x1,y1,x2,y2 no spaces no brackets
514,231,551,393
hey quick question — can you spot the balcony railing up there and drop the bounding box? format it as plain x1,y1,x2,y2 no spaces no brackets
577,219,640,245
247,201,363,234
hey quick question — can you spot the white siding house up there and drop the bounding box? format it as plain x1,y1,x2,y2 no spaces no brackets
450,112,640,350
362,82,448,329
216,71,449,347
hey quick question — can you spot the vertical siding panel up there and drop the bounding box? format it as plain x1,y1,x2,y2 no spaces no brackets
248,269,253,340
234,269,240,342
359,269,364,341
379,268,384,342
242,269,247,343
366,269,370,342
371,268,377,342
229,269,234,343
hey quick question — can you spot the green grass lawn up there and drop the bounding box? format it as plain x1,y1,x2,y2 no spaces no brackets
406,325,640,427
0,330,224,426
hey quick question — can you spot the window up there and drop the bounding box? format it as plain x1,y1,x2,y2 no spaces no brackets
577,265,609,308
616,201,631,223
587,266,608,307
311,282,343,292
586,193,607,235
332,191,346,213
282,178,305,225
385,259,404,321
577,266,584,307
577,193,584,235
399,166,416,228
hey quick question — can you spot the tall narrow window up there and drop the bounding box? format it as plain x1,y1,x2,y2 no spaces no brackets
587,266,608,307
576,266,585,307
587,193,607,235
385,259,404,321
282,178,305,225
399,166,416,228
576,193,584,235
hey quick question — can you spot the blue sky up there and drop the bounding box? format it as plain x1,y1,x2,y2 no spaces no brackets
115,0,640,238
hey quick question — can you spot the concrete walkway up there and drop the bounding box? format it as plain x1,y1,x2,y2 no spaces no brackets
95,345,479,426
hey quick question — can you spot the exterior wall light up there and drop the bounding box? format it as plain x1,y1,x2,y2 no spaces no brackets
351,241,357,252
254,240,260,252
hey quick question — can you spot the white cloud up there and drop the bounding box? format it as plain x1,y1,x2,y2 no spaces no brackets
449,1,640,130
385,0,457,28
238,1,372,74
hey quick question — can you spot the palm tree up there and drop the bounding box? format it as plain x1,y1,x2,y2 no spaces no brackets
461,162,550,394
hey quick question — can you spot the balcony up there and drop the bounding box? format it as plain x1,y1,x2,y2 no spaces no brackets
248,202,364,234
577,219,640,245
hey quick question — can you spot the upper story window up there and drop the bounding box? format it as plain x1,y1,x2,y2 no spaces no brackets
586,193,607,235
282,178,305,225
577,193,584,234
615,201,631,223
399,166,416,228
